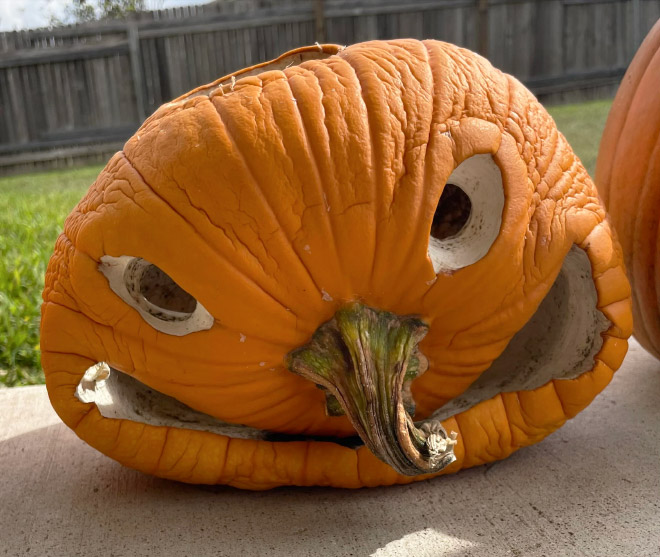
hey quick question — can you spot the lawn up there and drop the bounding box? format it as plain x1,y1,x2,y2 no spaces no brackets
0,99,612,387
547,99,613,178
0,165,103,386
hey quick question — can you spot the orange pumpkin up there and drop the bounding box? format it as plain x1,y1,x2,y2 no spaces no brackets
596,19,660,360
41,40,631,489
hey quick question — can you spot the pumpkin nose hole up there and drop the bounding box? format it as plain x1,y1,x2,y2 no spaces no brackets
431,183,471,240
125,258,197,320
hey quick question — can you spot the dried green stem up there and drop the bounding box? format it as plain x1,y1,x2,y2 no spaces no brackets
286,302,457,476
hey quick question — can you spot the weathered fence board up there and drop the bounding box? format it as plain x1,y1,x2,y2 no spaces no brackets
0,0,659,175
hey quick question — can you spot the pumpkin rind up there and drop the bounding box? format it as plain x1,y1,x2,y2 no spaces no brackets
41,39,631,489
596,19,660,359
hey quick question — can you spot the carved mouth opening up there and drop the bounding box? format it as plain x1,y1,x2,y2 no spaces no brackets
78,246,609,448
76,362,363,448
429,245,610,421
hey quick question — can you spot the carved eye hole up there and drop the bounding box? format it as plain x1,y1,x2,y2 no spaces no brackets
125,258,197,320
99,255,214,336
428,154,504,274
430,183,472,240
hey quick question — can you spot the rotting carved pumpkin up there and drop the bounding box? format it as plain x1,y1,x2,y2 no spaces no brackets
596,19,660,360
41,39,632,489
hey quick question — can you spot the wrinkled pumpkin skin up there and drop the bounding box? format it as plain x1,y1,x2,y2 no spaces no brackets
596,19,660,360
41,40,631,489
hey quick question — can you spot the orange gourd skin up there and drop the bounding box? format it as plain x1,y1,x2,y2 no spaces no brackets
41,40,631,489
596,20,660,360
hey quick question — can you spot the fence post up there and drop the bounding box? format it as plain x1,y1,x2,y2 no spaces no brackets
631,0,642,52
314,0,326,43
127,21,147,122
478,0,489,58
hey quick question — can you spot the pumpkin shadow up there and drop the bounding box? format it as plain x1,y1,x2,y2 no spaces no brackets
1,350,659,556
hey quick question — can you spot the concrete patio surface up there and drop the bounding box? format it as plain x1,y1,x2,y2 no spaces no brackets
1,339,659,557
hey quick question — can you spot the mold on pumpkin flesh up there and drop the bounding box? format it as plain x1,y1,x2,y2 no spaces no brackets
40,40,632,489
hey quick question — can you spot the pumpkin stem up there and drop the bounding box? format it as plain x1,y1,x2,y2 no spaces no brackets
286,302,457,476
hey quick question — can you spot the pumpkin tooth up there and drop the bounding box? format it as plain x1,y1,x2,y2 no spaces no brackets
286,302,458,476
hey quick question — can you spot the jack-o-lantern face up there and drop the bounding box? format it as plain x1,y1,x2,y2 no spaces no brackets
41,40,632,489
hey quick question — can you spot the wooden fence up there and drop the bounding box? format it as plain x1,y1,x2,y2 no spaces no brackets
1,0,659,175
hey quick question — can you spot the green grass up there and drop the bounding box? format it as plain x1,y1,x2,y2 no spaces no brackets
0,99,613,387
0,165,102,386
547,99,612,177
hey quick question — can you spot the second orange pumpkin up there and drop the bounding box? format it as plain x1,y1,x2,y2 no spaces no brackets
596,19,660,360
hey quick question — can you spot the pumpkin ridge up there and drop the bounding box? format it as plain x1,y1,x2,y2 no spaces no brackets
378,44,437,290
633,128,660,355
620,84,660,351
151,427,171,473
595,21,660,358
332,48,379,285
495,392,521,454
347,42,438,298
503,75,569,209
252,75,346,300
115,150,307,322
158,429,189,475
282,68,343,283
208,92,330,303
289,57,379,295
128,109,324,323
417,41,444,257
597,26,660,204
549,379,572,420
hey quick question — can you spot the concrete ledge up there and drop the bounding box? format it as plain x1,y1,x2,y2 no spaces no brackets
1,339,659,556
